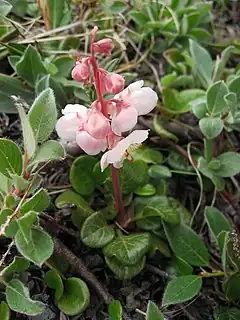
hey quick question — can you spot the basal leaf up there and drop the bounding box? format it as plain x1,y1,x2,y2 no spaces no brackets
105,256,145,280
70,156,97,196
81,212,115,248
103,233,150,265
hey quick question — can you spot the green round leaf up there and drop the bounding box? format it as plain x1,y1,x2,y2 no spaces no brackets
223,273,240,301
105,256,145,280
168,150,193,172
148,165,172,179
149,234,171,258
199,117,223,139
214,307,240,320
45,269,64,300
15,227,54,266
134,184,156,196
0,301,10,320
6,279,45,315
135,196,181,225
103,233,150,265
56,277,90,316
81,212,115,248
0,139,23,177
146,301,164,320
70,156,97,195
162,275,202,306
163,223,209,266
120,160,149,194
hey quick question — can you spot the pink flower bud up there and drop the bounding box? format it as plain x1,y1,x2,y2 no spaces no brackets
72,57,91,82
93,39,114,55
103,73,125,95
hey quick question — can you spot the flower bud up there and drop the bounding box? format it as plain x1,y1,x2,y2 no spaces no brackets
93,39,114,55
72,57,90,82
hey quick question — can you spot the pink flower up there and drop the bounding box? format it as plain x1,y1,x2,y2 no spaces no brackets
111,81,158,135
100,130,149,171
76,131,107,155
72,58,91,82
56,104,108,156
84,107,110,139
93,39,114,55
56,104,88,141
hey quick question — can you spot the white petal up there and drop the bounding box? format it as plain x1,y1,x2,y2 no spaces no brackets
128,80,144,92
62,104,88,116
130,87,158,115
55,115,79,141
100,152,109,171
111,107,138,135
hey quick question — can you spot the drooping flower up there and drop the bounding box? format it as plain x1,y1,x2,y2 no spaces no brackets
56,104,88,141
100,130,149,171
56,104,108,156
93,39,114,55
111,81,158,135
72,57,91,83
76,131,107,155
84,107,110,139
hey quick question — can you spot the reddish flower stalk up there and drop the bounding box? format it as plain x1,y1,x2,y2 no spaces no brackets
89,27,126,221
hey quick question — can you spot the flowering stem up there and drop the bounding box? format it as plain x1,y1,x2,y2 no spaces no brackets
89,29,126,224
111,166,125,224
90,45,107,116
